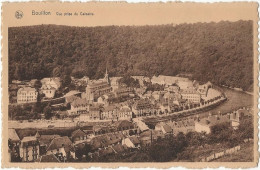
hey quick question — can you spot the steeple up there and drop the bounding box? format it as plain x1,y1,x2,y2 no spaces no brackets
104,66,110,84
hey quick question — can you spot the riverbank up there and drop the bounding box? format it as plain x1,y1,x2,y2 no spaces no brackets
221,85,253,95
143,86,253,126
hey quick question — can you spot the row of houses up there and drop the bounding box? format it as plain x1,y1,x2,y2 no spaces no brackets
8,120,141,162
154,108,252,135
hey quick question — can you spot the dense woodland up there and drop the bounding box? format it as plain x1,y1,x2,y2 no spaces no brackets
9,20,253,91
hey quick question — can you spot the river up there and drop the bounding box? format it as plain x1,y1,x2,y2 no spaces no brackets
143,87,254,126
202,87,253,115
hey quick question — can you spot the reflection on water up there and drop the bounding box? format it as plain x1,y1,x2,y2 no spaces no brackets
202,87,253,115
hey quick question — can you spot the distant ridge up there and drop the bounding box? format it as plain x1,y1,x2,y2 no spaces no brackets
8,20,253,91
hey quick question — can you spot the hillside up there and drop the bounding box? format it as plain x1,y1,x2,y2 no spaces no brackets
8,20,253,91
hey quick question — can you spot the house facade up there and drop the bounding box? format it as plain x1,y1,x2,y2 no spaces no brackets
41,77,61,90
40,84,56,98
180,88,201,103
17,87,38,104
68,98,88,115
19,136,40,162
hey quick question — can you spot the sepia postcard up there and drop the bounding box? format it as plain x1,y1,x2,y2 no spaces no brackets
1,1,259,168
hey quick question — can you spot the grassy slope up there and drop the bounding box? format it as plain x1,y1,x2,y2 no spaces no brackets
213,141,254,162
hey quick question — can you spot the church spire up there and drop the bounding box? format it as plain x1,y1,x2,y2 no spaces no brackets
105,66,108,76
104,65,110,84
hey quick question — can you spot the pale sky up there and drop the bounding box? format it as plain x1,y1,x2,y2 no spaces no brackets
2,2,258,27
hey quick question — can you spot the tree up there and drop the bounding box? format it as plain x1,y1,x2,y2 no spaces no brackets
33,80,42,89
61,75,72,87
43,104,53,119
149,143,172,162
8,21,254,91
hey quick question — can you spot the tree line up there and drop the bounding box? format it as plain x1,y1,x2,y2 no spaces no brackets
8,20,253,91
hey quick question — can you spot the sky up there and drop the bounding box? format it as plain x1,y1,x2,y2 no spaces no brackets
2,1,258,27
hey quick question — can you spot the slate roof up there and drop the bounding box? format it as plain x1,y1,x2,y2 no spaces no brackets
114,120,134,129
38,135,60,146
162,125,172,133
8,129,20,142
17,87,37,93
128,136,140,145
198,115,230,127
38,154,60,162
71,129,86,138
71,98,88,107
180,88,200,95
47,136,74,153
66,95,80,103
21,136,37,143
89,133,125,150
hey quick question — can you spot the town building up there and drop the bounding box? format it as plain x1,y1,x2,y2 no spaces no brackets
40,84,56,98
37,135,61,155
113,120,136,134
151,75,189,86
110,77,122,91
194,114,230,134
155,123,172,135
46,136,75,160
176,80,194,89
41,77,61,90
117,106,133,120
85,73,112,102
19,136,40,162
164,85,180,93
139,130,164,147
71,129,87,143
97,93,115,106
37,154,61,162
169,119,195,135
101,105,118,120
229,108,251,129
114,87,134,98
17,87,38,104
68,98,88,115
132,99,153,117
122,136,140,148
89,105,101,120
8,129,20,146
180,88,201,103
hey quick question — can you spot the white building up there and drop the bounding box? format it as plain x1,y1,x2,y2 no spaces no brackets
19,136,40,162
110,77,122,91
151,75,189,86
17,87,38,104
41,77,61,90
40,84,56,98
180,88,201,103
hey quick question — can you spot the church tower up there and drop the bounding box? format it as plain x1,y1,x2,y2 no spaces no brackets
104,67,110,85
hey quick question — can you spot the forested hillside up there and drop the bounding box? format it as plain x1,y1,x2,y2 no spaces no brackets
8,20,253,91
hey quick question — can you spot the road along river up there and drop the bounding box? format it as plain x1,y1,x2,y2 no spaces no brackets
143,87,254,126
